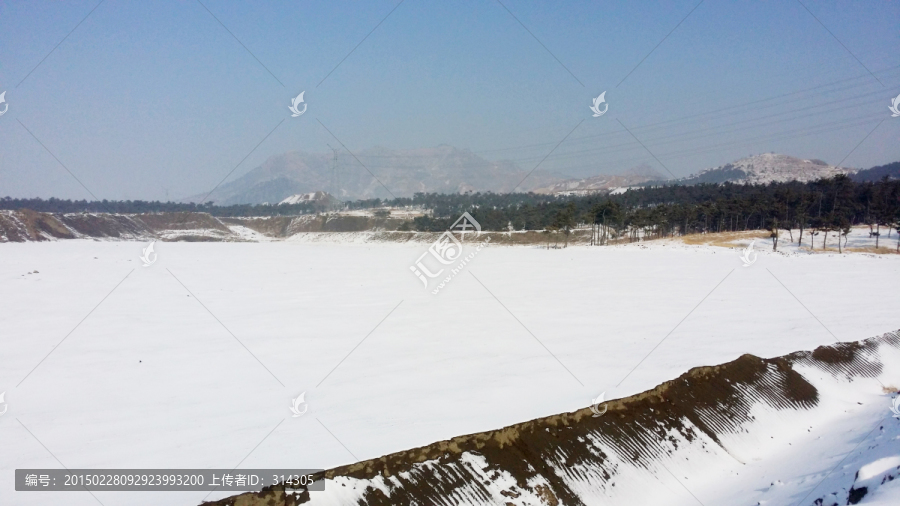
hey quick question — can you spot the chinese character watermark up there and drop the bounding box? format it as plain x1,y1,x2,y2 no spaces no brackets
409,212,491,295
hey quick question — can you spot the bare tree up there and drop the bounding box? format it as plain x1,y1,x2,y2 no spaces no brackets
768,217,779,251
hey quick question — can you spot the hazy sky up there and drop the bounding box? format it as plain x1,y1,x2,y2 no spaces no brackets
1,0,898,201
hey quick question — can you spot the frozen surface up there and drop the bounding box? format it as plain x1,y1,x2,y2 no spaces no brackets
0,236,898,505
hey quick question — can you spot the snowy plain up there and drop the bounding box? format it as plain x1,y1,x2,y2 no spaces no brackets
1,231,899,505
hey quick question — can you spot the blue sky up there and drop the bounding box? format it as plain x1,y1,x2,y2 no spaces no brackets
1,0,898,200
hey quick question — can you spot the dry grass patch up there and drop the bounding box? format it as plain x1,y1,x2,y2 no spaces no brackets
844,246,899,255
679,230,770,249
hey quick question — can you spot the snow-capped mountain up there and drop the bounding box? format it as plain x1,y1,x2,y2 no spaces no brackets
678,153,858,185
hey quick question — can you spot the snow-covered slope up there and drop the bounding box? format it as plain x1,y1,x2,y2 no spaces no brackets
278,191,337,206
679,153,858,185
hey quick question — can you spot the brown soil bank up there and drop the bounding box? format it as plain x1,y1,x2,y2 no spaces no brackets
0,210,228,242
0,210,419,242
0,209,599,245
202,331,899,506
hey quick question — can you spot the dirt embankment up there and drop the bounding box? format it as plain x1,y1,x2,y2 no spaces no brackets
203,331,898,506
0,210,429,242
0,210,239,242
6,210,891,254
0,209,155,242
1,209,600,245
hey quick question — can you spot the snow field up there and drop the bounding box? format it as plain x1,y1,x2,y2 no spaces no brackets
0,237,898,505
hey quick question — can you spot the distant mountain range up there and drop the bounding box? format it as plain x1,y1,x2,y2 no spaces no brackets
185,146,565,205
851,161,900,182
536,153,889,194
187,148,894,205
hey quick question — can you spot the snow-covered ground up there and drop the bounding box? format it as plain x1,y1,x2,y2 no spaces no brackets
0,236,898,505
710,224,898,253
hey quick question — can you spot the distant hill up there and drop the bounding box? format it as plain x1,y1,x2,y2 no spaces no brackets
184,146,563,205
531,164,665,196
671,153,858,186
851,161,900,182
540,154,865,195
278,191,338,206
186,148,886,205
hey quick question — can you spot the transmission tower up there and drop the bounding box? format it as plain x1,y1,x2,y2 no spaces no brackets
326,144,341,211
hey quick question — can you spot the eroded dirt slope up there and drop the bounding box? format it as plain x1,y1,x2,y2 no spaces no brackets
201,331,899,506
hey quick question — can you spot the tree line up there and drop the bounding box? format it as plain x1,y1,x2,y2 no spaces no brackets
407,176,900,252
4,175,899,250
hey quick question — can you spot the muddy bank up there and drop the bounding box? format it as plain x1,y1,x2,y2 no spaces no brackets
0,209,437,242
0,209,601,245
201,330,898,506
0,210,229,242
